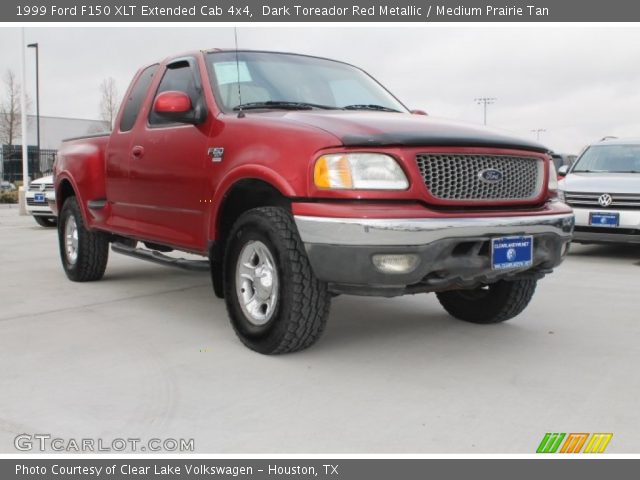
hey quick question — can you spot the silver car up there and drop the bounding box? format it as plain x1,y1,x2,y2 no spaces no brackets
559,138,640,244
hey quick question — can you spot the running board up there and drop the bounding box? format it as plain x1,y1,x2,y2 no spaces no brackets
111,242,210,272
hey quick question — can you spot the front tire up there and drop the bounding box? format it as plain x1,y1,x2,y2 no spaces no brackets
436,279,537,324
58,197,109,282
223,207,331,354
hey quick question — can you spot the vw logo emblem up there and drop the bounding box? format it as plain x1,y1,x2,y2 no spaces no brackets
39,183,46,192
478,169,503,183
598,194,613,207
506,248,517,261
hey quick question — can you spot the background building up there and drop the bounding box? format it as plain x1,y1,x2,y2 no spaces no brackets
1,114,109,182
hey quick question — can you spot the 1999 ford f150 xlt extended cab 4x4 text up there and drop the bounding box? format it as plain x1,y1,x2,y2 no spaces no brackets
54,50,574,354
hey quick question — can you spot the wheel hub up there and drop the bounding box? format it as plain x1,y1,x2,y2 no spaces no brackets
64,216,79,265
235,240,279,326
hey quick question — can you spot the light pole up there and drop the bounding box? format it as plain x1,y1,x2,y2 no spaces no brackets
27,42,40,164
531,128,546,141
475,97,496,125
20,29,28,213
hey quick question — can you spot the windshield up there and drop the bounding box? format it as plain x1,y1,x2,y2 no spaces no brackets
572,145,640,173
207,51,408,113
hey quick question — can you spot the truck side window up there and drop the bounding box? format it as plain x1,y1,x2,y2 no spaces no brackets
149,63,200,126
119,65,158,132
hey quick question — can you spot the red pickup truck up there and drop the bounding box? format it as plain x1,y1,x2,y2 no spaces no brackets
54,49,574,354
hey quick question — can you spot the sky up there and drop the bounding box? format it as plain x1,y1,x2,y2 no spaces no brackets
2,25,640,154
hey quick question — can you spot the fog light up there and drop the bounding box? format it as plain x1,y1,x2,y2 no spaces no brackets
372,254,420,274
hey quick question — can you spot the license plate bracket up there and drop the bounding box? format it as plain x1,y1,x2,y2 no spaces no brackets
34,193,46,203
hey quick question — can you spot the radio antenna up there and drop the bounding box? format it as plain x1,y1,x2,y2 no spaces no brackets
234,27,244,118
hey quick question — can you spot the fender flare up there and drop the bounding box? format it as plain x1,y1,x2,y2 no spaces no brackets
206,164,297,241
55,172,91,226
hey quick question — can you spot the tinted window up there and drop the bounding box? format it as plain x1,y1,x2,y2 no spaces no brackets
119,65,158,132
149,62,199,126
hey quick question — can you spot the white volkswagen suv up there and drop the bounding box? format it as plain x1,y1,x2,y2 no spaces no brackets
559,138,640,244
25,175,57,227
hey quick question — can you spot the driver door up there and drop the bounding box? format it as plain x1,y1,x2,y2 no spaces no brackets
128,58,213,251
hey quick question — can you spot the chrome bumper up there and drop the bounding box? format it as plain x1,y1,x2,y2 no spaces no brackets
294,213,575,246
572,207,640,244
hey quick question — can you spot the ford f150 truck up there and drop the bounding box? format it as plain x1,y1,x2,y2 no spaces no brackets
54,50,574,354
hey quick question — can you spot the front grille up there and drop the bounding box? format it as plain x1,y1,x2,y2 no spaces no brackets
28,183,54,192
565,192,640,210
416,154,543,202
26,198,50,207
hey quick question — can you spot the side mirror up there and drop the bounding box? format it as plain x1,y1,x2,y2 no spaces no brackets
558,165,569,177
153,91,205,124
410,109,428,116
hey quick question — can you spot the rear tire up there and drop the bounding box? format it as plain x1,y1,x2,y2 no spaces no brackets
34,216,57,228
58,197,109,282
436,279,537,324
223,207,331,354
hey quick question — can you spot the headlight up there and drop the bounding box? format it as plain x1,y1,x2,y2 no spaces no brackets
314,153,409,190
548,160,558,192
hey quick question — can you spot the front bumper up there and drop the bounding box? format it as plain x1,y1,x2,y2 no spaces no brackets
572,207,640,244
25,191,56,217
295,211,574,296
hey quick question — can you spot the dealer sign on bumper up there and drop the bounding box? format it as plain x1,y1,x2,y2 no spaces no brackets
492,235,534,270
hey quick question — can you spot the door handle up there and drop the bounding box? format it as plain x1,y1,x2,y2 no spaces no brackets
131,145,145,158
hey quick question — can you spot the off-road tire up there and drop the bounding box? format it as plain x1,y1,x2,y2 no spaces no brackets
34,216,57,228
58,196,109,282
223,207,331,354
436,279,537,324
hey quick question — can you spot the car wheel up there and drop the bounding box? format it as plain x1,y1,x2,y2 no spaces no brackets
436,279,537,324
58,196,109,282
223,207,331,354
34,216,57,228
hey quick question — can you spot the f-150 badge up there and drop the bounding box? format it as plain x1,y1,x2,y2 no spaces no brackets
208,147,224,162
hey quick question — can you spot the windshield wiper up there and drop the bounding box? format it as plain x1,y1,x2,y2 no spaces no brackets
233,101,335,111
343,104,401,113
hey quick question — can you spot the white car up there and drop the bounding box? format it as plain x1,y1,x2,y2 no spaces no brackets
26,175,57,227
559,138,640,244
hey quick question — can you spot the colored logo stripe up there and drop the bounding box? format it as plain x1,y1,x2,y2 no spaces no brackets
560,433,589,453
536,433,565,453
583,433,613,453
537,433,613,453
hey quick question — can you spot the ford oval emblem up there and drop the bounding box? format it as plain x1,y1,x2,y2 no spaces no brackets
478,169,503,183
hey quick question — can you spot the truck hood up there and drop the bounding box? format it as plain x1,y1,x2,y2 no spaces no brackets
278,111,548,153
560,172,640,194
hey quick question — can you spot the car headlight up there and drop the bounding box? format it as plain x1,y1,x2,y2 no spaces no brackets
314,153,409,190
